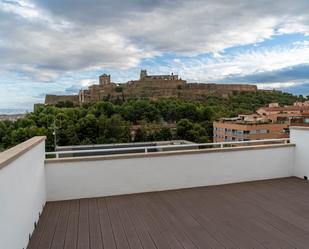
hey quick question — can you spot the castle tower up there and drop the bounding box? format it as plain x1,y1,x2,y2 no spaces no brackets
140,69,147,80
99,74,111,86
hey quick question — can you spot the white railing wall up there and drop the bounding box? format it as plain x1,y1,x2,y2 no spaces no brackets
45,144,294,201
290,127,309,179
0,137,46,249
46,138,290,158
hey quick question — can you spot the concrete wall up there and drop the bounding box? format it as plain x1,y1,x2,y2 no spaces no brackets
0,137,46,249
45,144,294,201
290,127,309,179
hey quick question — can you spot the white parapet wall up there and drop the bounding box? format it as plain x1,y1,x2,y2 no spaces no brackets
290,127,309,179
0,137,46,249
45,144,295,201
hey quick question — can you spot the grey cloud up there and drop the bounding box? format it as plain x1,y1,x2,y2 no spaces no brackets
64,85,81,94
221,64,309,84
33,0,162,25
1,0,309,81
0,9,148,81
2,0,23,7
32,0,309,53
278,83,309,96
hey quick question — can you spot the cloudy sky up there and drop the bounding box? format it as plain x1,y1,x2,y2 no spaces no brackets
1,0,309,113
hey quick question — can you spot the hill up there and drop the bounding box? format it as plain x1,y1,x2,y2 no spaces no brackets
1,90,304,152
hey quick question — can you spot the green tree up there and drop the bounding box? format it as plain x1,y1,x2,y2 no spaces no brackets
176,119,194,141
77,114,98,144
0,89,304,151
55,100,75,108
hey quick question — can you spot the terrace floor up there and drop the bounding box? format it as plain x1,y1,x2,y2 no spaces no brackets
28,177,309,249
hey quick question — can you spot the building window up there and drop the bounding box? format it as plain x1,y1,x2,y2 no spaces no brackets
235,130,244,135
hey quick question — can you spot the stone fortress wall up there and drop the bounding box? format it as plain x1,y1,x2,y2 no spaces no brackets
44,95,79,105
45,70,257,105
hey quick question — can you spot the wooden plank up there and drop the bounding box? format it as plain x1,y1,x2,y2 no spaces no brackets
163,190,254,249
128,194,178,249
37,202,61,249
88,198,104,249
164,190,238,249
219,180,309,248
112,196,144,249
170,184,280,248
27,203,51,249
106,197,131,249
97,198,117,249
51,201,70,249
116,196,158,249
229,181,309,232
64,200,79,249
77,199,90,249
139,194,198,249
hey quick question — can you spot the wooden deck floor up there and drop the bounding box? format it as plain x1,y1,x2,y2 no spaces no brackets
28,177,309,249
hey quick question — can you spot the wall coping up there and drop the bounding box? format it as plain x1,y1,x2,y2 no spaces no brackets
45,143,295,164
290,126,309,131
0,136,46,170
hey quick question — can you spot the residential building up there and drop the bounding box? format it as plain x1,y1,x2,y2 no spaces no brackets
213,117,289,142
256,102,309,117
214,102,309,142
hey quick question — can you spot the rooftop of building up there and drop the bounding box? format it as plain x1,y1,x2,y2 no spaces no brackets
258,102,309,112
2,127,309,249
215,116,273,125
259,106,309,112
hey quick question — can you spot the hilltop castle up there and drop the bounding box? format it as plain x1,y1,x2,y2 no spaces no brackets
45,70,257,105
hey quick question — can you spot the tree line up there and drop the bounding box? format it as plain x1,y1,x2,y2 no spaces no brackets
0,90,304,151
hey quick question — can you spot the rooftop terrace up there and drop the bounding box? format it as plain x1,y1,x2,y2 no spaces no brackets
28,177,309,249
1,127,309,249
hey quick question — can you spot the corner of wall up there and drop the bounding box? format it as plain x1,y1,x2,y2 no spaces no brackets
290,127,309,179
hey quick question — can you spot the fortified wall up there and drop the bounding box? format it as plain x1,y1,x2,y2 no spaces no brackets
44,95,79,105
45,70,257,105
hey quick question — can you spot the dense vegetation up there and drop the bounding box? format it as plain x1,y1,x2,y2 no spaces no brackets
0,90,305,152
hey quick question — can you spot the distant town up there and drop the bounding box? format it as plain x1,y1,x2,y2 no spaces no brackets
0,114,26,122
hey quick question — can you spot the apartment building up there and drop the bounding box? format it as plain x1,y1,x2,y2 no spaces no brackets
213,118,289,142
257,101,309,118
214,101,309,142
257,102,309,125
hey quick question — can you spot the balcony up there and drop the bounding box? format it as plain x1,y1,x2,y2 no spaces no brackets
1,127,309,249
